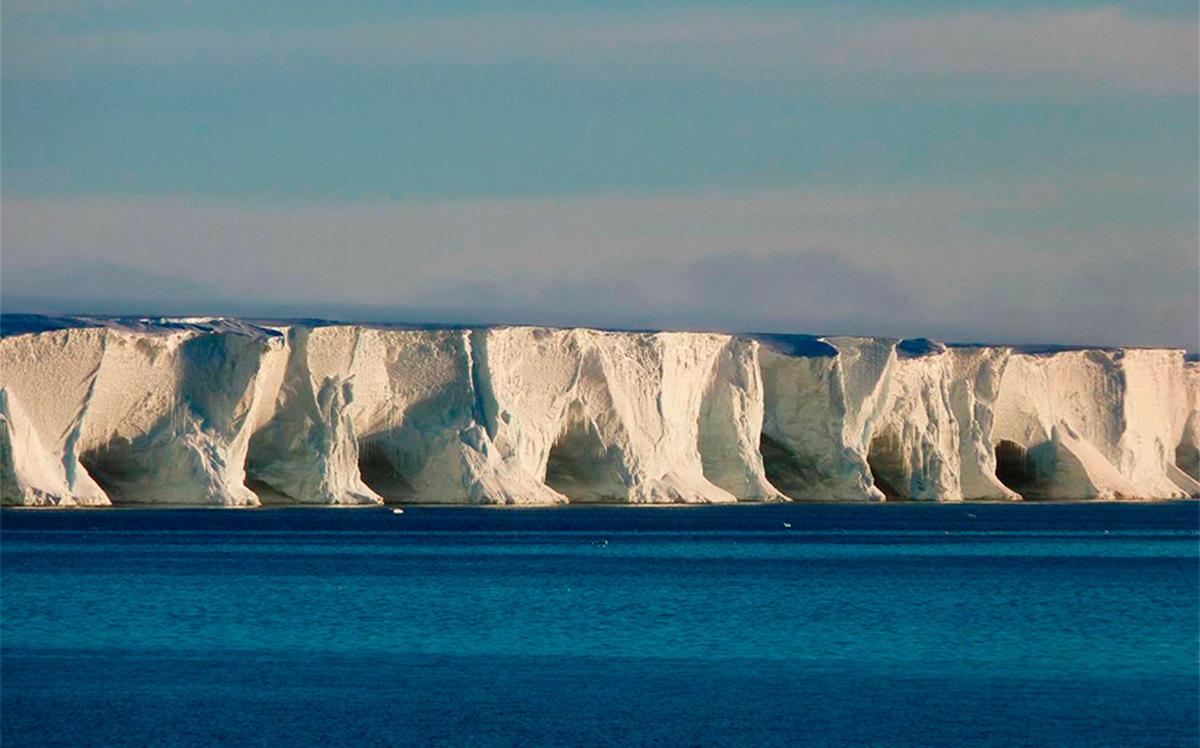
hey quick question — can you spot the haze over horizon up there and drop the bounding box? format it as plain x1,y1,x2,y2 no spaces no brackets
3,1,1197,350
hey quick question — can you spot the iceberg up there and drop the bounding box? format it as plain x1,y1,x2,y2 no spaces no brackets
1,316,1195,506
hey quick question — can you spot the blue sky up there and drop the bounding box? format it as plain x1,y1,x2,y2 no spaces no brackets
3,1,1197,348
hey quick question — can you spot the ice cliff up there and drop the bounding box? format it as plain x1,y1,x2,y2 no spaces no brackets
1,316,1195,506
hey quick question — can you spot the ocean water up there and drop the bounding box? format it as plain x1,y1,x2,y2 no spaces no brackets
2,502,1197,748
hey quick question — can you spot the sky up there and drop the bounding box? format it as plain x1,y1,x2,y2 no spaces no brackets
2,1,1197,349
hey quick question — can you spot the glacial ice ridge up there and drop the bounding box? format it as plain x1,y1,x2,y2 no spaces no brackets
1,316,1196,506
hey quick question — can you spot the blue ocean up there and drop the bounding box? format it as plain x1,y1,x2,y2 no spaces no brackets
2,503,1197,747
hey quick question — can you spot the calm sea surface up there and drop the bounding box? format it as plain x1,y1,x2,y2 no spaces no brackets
2,502,1197,747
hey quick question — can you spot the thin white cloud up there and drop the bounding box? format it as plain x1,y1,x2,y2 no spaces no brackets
4,7,1195,97
3,182,1195,347
0,187,1056,290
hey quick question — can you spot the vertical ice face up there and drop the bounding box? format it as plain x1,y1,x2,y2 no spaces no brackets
869,342,962,501
476,328,778,503
0,329,109,505
243,326,381,505
76,329,282,506
1169,361,1200,496
947,347,1019,500
0,317,1194,506
758,336,897,501
865,344,1018,502
697,338,784,501
1118,349,1192,496
991,349,1189,500
342,326,565,505
870,344,961,501
0,325,282,506
245,325,567,505
333,326,478,504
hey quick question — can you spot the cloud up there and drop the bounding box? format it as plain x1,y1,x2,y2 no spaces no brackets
0,250,923,336
2,259,237,315
397,250,920,336
4,7,1195,97
3,185,1195,349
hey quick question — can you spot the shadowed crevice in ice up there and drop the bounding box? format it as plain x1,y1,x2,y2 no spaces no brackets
543,413,627,503
866,433,908,501
992,439,1064,500
243,479,300,505
356,442,418,504
758,434,822,500
994,440,1037,497
1178,442,1200,482
78,439,147,505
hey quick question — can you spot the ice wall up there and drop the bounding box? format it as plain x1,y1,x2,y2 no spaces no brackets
991,349,1191,500
867,344,1017,502
246,325,566,505
475,328,782,504
1175,361,1200,495
758,336,896,501
0,324,281,505
1,317,1193,506
1,328,110,506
